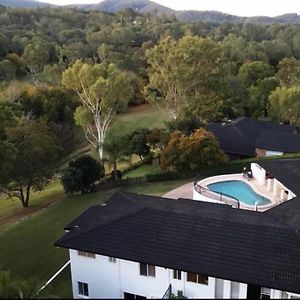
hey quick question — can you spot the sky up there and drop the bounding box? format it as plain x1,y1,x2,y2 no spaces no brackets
40,0,300,17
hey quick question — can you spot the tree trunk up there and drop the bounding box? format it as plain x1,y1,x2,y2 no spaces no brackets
24,184,31,208
19,183,31,208
19,188,27,208
113,161,118,180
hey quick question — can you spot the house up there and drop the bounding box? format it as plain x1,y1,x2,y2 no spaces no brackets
55,188,300,299
207,117,300,159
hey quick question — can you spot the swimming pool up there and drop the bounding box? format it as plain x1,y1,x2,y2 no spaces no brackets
207,180,271,206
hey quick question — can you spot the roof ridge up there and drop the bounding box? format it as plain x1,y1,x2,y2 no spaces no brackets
58,193,146,244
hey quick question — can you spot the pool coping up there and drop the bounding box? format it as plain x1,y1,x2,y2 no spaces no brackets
195,173,276,211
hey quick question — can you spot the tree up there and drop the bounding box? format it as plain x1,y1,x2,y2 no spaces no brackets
22,41,51,83
61,155,101,194
104,128,129,180
62,60,133,168
170,290,187,299
166,115,202,136
238,61,276,117
161,129,226,173
145,36,230,120
42,64,64,86
238,61,274,87
0,59,17,80
127,128,151,162
268,86,300,126
277,57,300,87
0,270,45,299
246,77,279,117
0,119,60,207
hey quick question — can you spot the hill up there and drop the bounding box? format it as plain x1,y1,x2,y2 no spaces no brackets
176,10,243,23
80,0,173,14
76,0,300,24
1,0,300,24
0,0,54,8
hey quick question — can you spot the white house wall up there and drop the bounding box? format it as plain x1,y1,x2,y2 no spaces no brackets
251,163,266,186
69,250,261,299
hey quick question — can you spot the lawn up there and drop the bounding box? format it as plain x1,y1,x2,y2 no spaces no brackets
0,179,190,298
60,103,169,173
124,164,162,178
0,181,64,221
111,103,169,134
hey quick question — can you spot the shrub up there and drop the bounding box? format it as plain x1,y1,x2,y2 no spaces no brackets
161,129,227,173
61,155,101,194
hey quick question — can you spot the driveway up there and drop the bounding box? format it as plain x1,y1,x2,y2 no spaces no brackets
163,182,194,199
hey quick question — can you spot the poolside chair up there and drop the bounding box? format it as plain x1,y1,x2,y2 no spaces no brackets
247,170,253,180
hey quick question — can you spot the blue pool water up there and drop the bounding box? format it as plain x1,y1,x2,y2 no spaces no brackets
207,180,271,206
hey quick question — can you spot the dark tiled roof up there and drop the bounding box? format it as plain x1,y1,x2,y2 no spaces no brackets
207,117,297,156
256,130,300,153
55,192,300,294
258,158,300,195
266,197,300,232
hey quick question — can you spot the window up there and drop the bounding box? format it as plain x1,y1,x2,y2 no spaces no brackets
261,288,271,299
109,257,117,263
173,269,182,280
139,263,156,277
78,282,89,296
187,272,208,285
124,292,147,299
77,251,95,258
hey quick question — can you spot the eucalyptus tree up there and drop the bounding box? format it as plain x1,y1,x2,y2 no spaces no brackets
62,60,133,168
145,36,231,121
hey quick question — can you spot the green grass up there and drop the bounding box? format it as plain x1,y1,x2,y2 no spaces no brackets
0,181,64,220
0,179,190,298
59,104,169,174
124,164,162,178
110,104,169,134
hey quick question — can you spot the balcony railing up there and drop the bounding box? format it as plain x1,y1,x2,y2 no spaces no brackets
194,181,240,209
162,284,172,299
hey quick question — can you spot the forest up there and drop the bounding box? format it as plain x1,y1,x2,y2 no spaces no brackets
0,5,300,207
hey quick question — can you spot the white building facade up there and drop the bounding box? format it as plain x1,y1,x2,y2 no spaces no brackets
69,250,288,299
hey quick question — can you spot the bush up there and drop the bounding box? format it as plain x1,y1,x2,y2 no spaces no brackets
161,129,227,173
61,155,101,194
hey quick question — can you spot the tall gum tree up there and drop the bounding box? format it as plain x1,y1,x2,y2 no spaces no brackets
62,60,133,167
145,36,231,121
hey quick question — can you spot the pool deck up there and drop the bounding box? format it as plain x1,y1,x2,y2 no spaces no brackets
196,173,281,212
163,182,194,200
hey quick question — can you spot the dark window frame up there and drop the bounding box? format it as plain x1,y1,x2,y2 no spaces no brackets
77,250,95,258
173,269,182,280
78,281,89,296
109,257,117,263
139,263,156,277
187,272,208,285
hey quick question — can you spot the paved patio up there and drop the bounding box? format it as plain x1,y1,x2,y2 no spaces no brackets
163,182,194,199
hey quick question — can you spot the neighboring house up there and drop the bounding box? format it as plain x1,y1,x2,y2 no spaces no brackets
55,189,300,299
207,117,300,159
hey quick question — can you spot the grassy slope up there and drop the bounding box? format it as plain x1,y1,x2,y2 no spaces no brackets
124,164,162,178
111,104,169,134
0,179,190,298
0,104,168,220
0,181,63,221
61,103,169,172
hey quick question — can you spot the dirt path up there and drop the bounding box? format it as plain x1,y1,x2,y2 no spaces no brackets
0,194,65,227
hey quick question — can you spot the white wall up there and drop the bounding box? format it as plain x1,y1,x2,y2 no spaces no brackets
69,250,253,299
251,163,266,186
